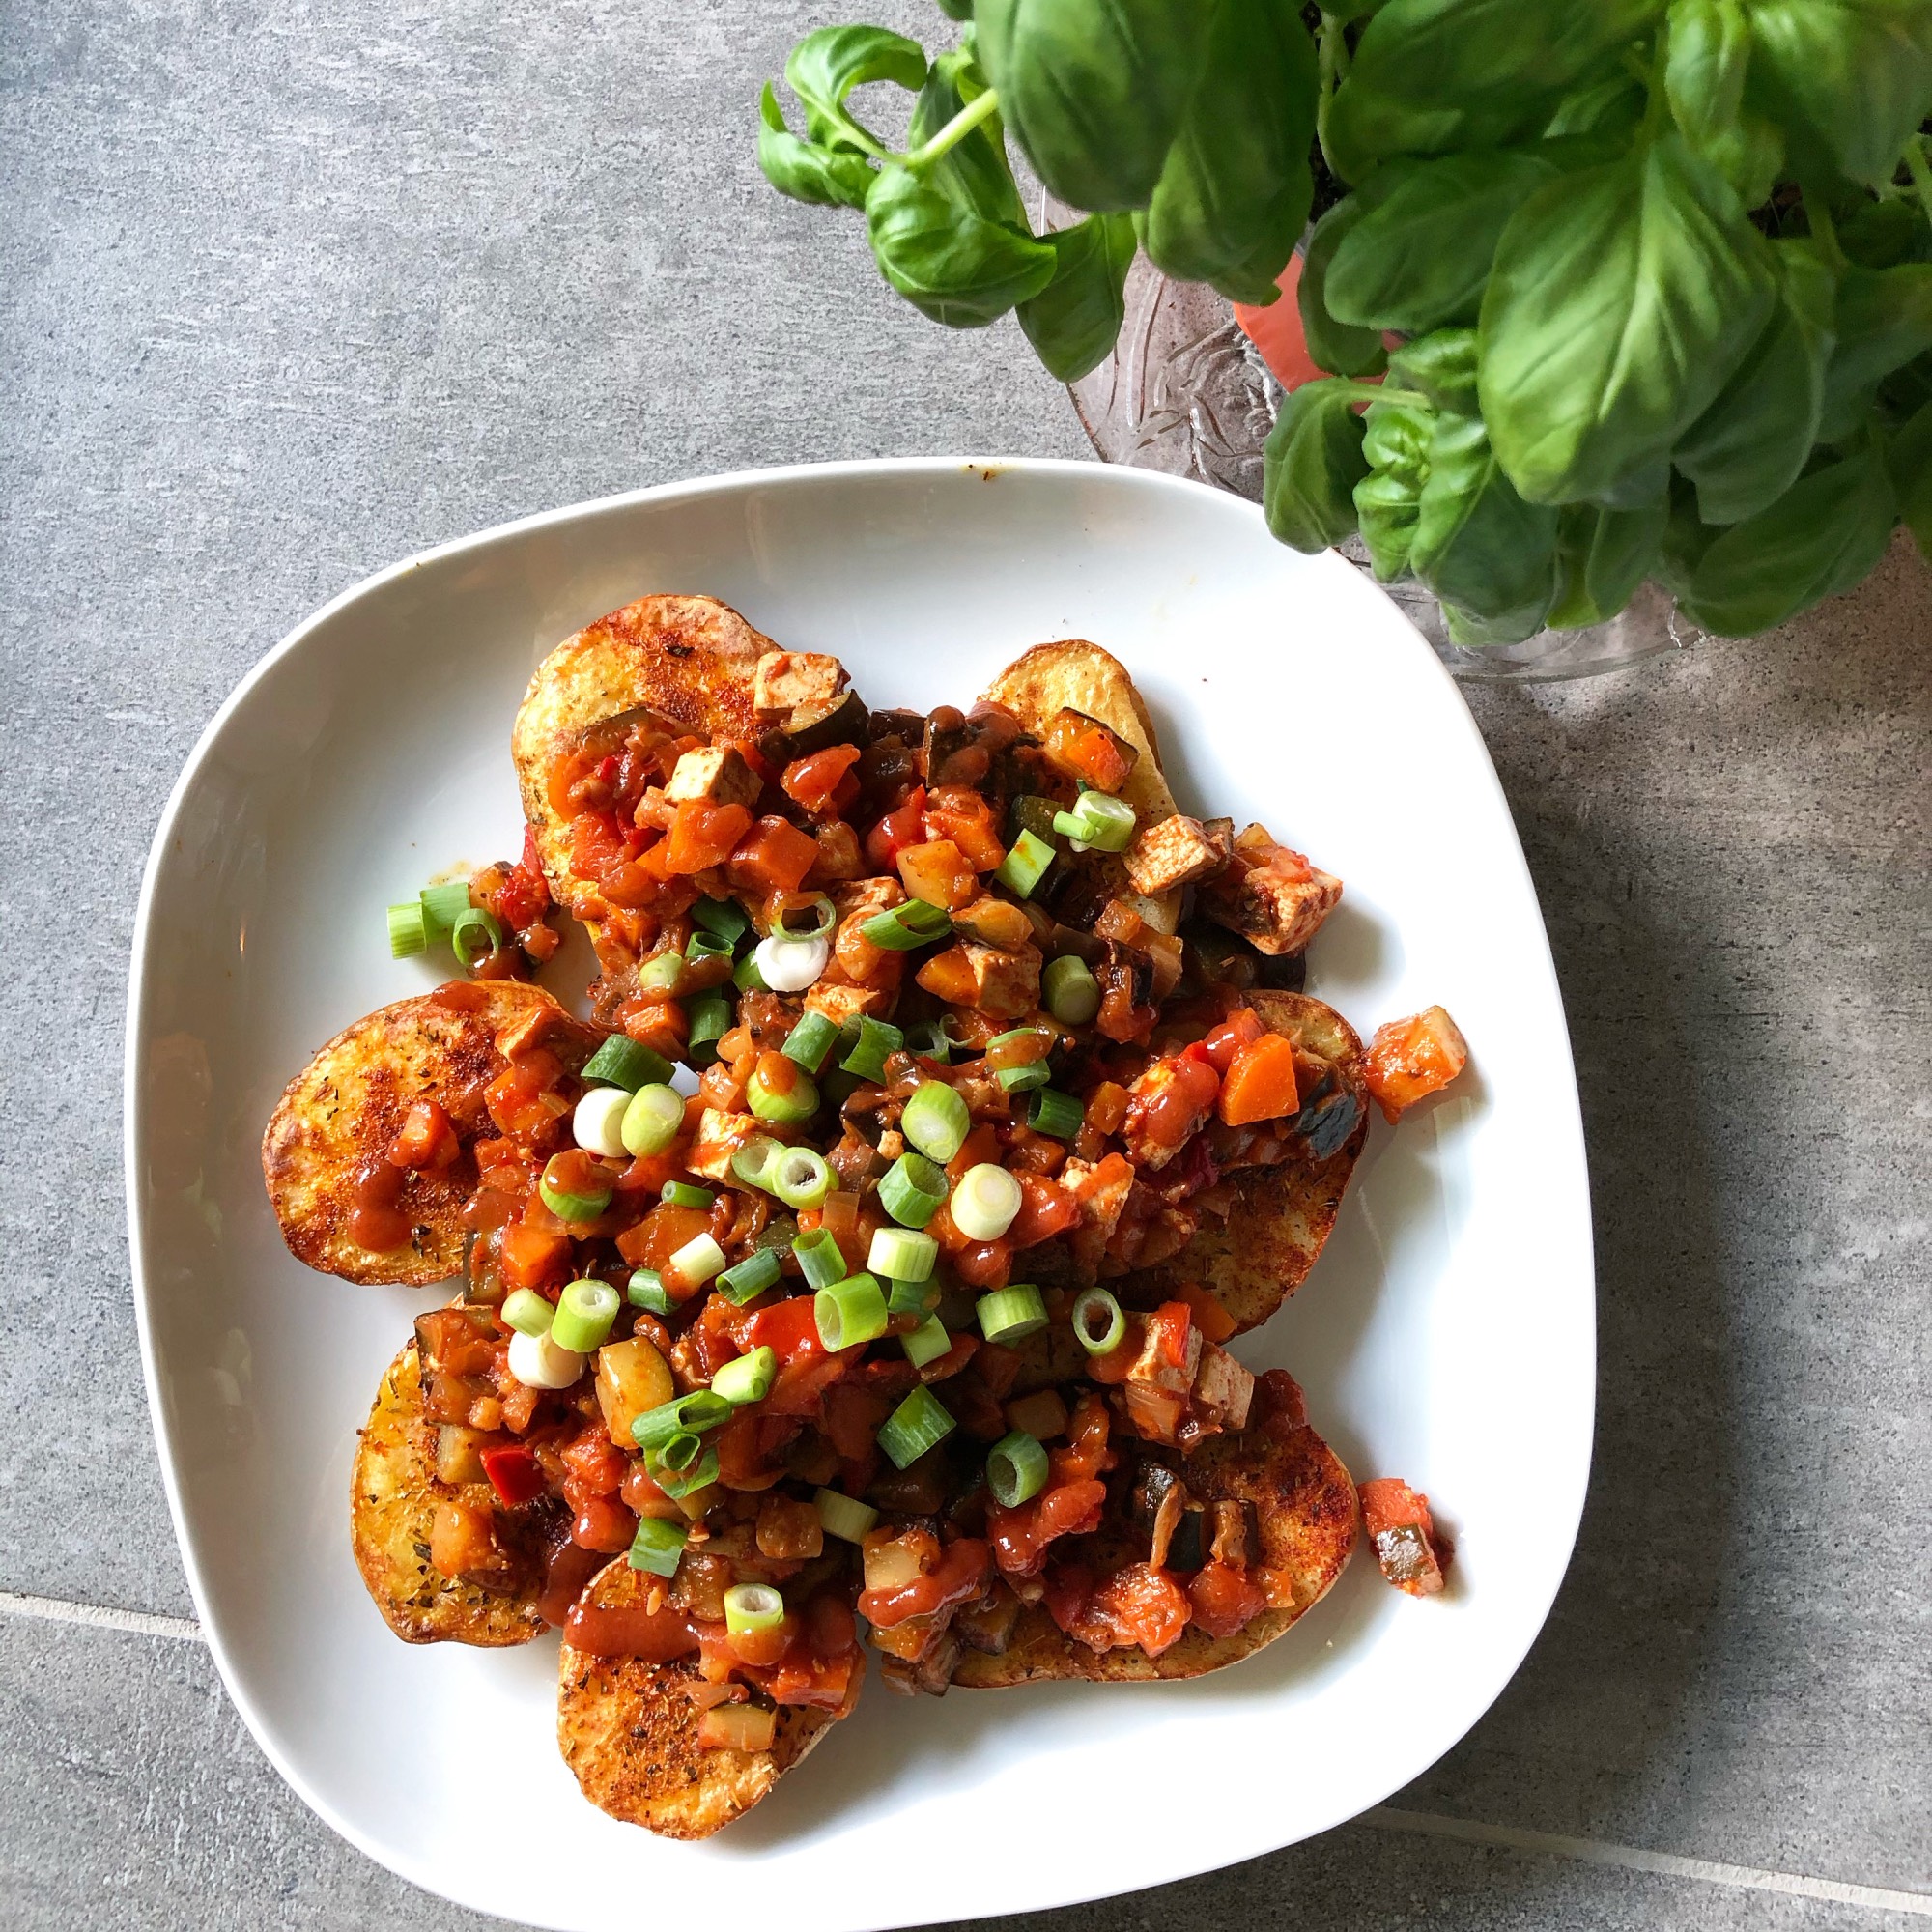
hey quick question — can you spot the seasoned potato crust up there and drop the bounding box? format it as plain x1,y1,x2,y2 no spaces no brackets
952,1413,1357,1688
350,1341,546,1646
262,981,575,1286
557,1559,847,1838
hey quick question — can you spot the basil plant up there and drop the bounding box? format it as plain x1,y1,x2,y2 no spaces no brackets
759,0,1932,641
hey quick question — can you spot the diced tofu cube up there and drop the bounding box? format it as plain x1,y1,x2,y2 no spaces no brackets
804,980,895,1026
914,941,1039,1019
753,650,849,725
1122,1056,1218,1171
685,1108,757,1181
832,874,905,923
1123,813,1232,896
664,745,761,810
1191,1341,1255,1432
1060,1153,1135,1243
1201,822,1342,957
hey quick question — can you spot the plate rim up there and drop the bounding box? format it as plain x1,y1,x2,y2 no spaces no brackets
124,453,1595,1929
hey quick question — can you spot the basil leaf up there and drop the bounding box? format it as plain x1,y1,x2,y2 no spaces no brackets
1350,0,1666,105
1744,0,1932,186
1480,134,1776,503
865,165,1057,327
1887,397,1932,557
1328,150,1558,332
757,82,876,210
1841,200,1932,271
1820,264,1932,426
785,25,928,153
1263,379,1373,551
976,0,1204,211
1407,412,1561,625
1016,213,1137,380
1442,595,1556,646
934,0,976,16
1544,69,1648,139
1354,395,1438,579
1141,0,1317,304
1680,440,1898,632
1300,194,1395,378
1548,499,1667,625
1387,327,1482,413
1676,239,1835,523
1324,76,1542,183
1665,0,1750,146
909,47,1025,227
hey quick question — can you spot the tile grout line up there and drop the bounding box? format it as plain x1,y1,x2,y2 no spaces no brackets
1359,1809,1932,1918
1,1593,1926,1918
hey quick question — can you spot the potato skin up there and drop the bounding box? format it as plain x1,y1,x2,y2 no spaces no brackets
556,1558,850,1839
952,1409,1358,1688
350,1340,547,1647
262,981,572,1286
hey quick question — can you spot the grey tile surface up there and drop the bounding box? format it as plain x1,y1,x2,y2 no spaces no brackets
3,0,1929,1926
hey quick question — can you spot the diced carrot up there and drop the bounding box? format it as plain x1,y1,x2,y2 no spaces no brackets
913,943,981,1007
663,800,752,874
923,787,1008,872
621,1000,687,1061
1217,1032,1301,1126
897,839,978,910
1084,1080,1130,1135
1363,1006,1469,1122
498,1220,570,1290
1043,710,1132,793
781,744,863,815
946,1124,1003,1185
1176,1279,1237,1346
1007,1173,1080,1248
726,815,819,894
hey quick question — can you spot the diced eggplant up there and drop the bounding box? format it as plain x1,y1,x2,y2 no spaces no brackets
1166,1504,1207,1574
952,1581,1022,1656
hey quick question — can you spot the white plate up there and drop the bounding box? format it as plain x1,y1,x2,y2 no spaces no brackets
127,457,1592,1931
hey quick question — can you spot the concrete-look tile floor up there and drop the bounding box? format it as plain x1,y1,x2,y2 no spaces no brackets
2,2,1927,1927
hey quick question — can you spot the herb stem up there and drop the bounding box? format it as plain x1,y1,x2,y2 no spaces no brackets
899,86,1002,170
1798,177,1849,274
1905,136,1932,231
1316,13,1350,177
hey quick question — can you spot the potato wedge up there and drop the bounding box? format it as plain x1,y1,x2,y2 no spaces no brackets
557,1558,850,1838
1132,989,1371,1333
350,1340,547,1647
263,981,582,1286
511,593,773,982
952,1407,1356,1688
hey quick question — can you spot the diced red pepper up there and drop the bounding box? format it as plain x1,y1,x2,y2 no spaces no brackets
726,815,820,895
863,786,927,870
480,1444,547,1507
781,744,864,815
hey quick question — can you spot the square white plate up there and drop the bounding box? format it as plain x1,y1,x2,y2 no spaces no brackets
127,457,1591,1931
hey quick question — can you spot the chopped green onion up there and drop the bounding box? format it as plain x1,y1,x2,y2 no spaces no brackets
652,1428,703,1472
886,1275,941,1318
977,1283,1048,1345
901,1080,970,1162
717,1248,782,1306
731,1135,784,1193
668,1231,726,1287
1029,1088,1085,1139
711,1345,777,1405
776,894,837,939
628,1516,688,1577
501,1288,554,1338
1042,954,1101,1027
813,1487,879,1544
868,1225,938,1283
986,1430,1049,1507
386,900,429,958
627,1268,673,1315
771,1146,833,1211
733,952,768,991
686,990,732,1063
876,1385,956,1468
685,927,734,963
620,1083,686,1156
418,880,474,936
901,1316,953,1370
994,828,1055,898
951,1162,1022,1241
879,1151,948,1229
540,1154,612,1223
724,1581,787,1638
692,896,751,945
781,1010,839,1073
582,1035,673,1091
748,1062,819,1125
792,1226,848,1290
1051,791,1135,854
905,1017,957,1064
663,1181,715,1209
650,1445,720,1499
989,1027,1053,1093
449,906,504,970
860,899,952,952
814,1273,889,1350
633,1388,733,1451
638,952,685,995
840,1014,905,1082
552,1278,620,1352
1071,1286,1125,1355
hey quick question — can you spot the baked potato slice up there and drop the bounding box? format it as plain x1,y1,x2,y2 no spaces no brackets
1133,988,1371,1333
351,1339,547,1646
952,1407,1357,1688
263,981,582,1286
511,593,773,976
557,1558,850,1839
